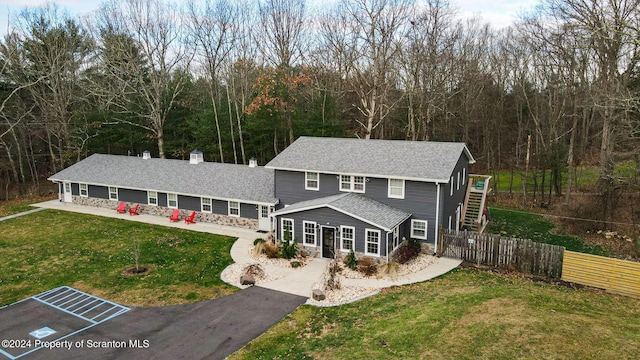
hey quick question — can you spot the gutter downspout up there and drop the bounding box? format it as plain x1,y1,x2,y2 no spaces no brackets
435,183,441,255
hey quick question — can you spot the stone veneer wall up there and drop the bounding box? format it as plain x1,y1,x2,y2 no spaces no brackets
72,196,258,230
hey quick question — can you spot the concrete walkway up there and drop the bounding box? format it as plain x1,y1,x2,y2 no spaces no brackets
0,207,46,221
32,200,462,303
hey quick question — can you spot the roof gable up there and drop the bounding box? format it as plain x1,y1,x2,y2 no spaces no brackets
265,137,474,183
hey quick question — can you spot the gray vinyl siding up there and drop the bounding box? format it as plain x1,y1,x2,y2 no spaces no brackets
178,195,200,211
441,152,470,228
71,183,79,195
88,185,108,199
158,193,167,207
275,207,392,257
212,200,227,215
275,169,440,240
240,203,258,219
119,188,147,204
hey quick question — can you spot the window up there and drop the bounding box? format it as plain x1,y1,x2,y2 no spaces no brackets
450,176,454,196
388,179,405,199
228,201,240,217
109,186,118,201
411,220,428,239
303,221,317,246
168,193,178,208
281,218,294,241
340,226,355,251
365,229,380,256
201,198,212,213
260,205,269,218
457,171,461,190
448,216,453,231
305,172,319,190
462,168,466,186
79,183,88,197
392,227,400,250
148,191,158,206
339,175,366,193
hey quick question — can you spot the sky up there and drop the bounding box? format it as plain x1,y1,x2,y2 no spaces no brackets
0,0,540,39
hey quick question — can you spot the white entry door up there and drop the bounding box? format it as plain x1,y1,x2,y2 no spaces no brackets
258,205,271,231
63,182,72,202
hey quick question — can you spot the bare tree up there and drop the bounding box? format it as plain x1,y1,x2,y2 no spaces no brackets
91,0,192,158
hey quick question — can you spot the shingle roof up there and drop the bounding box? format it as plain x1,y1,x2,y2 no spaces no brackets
265,137,475,183
271,193,411,232
48,154,277,204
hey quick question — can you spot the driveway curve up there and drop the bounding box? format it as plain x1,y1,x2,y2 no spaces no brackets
28,287,306,360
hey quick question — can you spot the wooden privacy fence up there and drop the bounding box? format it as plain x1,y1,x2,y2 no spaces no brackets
439,229,564,278
562,251,640,299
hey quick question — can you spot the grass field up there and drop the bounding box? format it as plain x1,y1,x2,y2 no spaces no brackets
0,210,237,306
0,195,54,217
487,207,610,256
230,268,640,360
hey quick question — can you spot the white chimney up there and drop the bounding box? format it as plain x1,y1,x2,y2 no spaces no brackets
190,150,204,164
142,150,151,160
249,157,258,168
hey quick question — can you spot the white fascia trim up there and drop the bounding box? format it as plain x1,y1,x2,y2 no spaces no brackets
262,167,449,184
46,179,277,207
435,183,441,253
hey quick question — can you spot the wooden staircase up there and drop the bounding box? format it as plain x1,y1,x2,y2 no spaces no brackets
460,175,492,233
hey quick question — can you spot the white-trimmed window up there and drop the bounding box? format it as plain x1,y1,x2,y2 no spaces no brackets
448,216,453,231
228,201,240,217
148,191,158,206
108,186,118,201
79,183,88,197
388,178,405,199
462,168,466,186
281,218,294,241
168,193,178,208
411,219,428,239
450,176,454,196
303,221,317,246
340,226,355,251
457,171,461,190
339,175,365,193
201,198,212,213
305,172,319,190
365,229,380,256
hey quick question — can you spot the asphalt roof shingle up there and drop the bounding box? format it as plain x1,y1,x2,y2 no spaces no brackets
265,136,474,182
48,154,277,204
271,193,411,231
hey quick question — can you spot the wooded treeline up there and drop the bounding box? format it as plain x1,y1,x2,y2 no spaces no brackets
1,0,639,212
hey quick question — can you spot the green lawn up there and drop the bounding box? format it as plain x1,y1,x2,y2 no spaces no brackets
0,210,237,306
487,207,610,256
0,195,54,217
231,268,640,360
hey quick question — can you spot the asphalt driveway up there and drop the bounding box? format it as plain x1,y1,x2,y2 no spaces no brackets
6,286,305,360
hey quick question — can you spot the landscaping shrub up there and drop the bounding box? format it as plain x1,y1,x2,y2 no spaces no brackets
253,238,266,245
279,228,299,259
343,250,358,270
264,242,280,258
253,238,266,257
392,238,422,264
378,262,400,279
357,256,378,277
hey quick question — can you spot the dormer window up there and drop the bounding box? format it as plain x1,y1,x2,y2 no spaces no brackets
305,172,319,190
340,175,365,193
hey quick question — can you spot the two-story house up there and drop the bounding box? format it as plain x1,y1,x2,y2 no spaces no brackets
48,136,481,261
265,137,475,260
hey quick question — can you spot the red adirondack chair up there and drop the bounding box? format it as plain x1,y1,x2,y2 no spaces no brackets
169,209,180,222
184,211,196,224
116,202,126,213
129,204,140,215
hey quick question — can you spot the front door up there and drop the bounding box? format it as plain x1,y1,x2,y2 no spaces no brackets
63,182,72,203
322,227,335,259
258,205,271,231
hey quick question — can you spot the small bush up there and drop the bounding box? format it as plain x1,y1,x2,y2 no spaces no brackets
393,238,422,264
264,242,280,258
279,239,299,260
378,262,400,279
343,250,358,270
253,238,266,246
243,264,265,278
357,256,378,277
